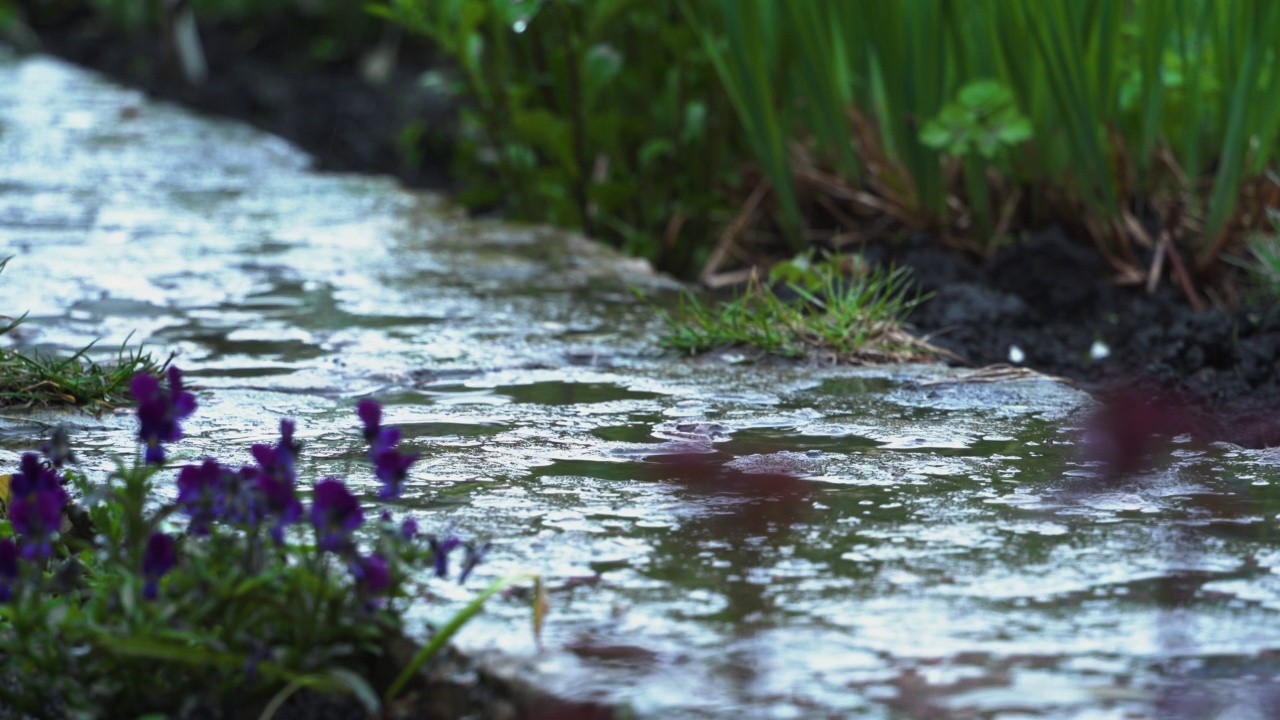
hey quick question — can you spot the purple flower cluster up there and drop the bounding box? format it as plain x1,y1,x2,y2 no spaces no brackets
131,367,197,465
422,527,490,584
167,401,431,594
310,478,363,553
2,372,489,608
349,552,390,594
173,420,303,545
0,437,79,601
249,420,304,545
142,532,176,600
9,452,69,560
357,399,419,499
177,459,241,536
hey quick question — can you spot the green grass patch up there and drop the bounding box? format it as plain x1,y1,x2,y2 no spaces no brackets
0,338,167,410
647,253,936,363
0,258,166,409
1225,209,1280,305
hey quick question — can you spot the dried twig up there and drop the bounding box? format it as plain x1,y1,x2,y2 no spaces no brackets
700,178,770,288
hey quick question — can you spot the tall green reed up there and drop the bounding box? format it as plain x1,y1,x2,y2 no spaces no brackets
685,0,1280,271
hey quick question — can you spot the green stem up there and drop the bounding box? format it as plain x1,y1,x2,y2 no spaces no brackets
385,573,537,700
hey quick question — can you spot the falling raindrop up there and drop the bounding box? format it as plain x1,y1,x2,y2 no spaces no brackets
1089,339,1110,360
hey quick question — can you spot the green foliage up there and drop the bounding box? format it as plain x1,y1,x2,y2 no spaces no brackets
920,81,1032,160
0,400,529,716
767,250,863,294
682,0,1280,266
2,459,387,715
646,253,932,362
679,0,804,247
1228,210,1280,303
369,0,736,272
0,1,16,30
920,79,1030,239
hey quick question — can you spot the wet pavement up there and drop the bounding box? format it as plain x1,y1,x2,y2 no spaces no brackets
3,49,1280,719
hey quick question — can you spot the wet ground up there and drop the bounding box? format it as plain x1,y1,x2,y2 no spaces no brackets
4,52,1280,719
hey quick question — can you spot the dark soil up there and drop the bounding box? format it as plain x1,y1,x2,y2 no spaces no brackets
12,9,1280,449
895,228,1280,448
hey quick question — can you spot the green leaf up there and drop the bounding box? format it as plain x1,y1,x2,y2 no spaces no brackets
975,132,1000,159
386,573,540,701
959,79,1009,109
322,668,381,715
583,44,623,105
996,115,1032,144
638,138,675,168
512,110,577,176
918,120,952,151
680,101,707,144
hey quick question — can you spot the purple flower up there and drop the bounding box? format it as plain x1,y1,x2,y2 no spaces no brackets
250,420,303,544
214,466,264,528
373,445,418,500
350,552,390,594
131,367,197,465
428,533,462,579
0,538,18,602
458,541,491,584
9,453,68,559
357,399,382,445
176,459,228,535
401,517,419,541
355,400,418,499
40,427,75,469
142,532,176,600
309,478,363,553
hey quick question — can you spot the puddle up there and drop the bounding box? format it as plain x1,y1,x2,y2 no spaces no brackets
3,51,1280,719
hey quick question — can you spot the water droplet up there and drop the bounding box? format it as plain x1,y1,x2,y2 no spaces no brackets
1089,339,1110,360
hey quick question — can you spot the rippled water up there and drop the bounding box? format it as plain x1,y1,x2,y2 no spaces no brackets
3,50,1280,719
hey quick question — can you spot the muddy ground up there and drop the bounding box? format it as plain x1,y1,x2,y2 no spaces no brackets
15,10,1280,449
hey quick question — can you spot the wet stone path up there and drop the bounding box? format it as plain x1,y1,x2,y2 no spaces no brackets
3,50,1280,719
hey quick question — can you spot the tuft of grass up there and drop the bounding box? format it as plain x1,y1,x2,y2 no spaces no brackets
0,258,167,409
646,254,936,363
1226,208,1280,306
0,338,168,410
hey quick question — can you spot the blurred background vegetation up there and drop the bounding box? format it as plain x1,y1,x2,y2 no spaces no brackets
4,0,1280,300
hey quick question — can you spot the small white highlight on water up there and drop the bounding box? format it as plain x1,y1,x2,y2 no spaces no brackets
1090,339,1111,360
1008,345,1025,364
